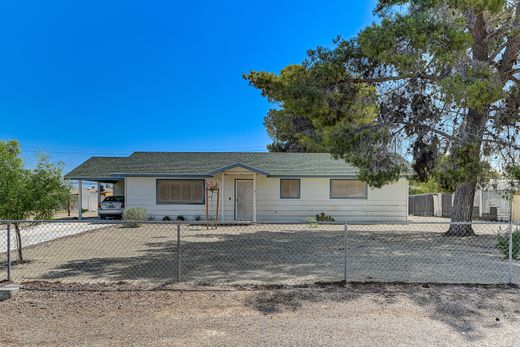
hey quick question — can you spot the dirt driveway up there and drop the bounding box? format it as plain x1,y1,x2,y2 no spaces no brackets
0,283,519,346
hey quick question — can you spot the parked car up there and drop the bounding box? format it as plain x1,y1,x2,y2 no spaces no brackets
98,196,124,219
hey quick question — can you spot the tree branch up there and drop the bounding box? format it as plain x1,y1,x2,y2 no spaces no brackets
498,2,520,83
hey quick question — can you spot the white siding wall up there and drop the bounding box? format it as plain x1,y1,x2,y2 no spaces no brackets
126,174,408,223
255,176,408,223
113,181,125,196
126,177,207,220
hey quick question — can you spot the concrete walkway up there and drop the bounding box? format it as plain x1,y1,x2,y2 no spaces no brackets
0,222,108,253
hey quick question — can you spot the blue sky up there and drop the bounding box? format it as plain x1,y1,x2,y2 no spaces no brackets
0,0,376,173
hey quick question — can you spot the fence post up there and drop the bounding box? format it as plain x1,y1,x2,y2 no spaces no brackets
6,223,11,282
177,222,181,283
344,220,348,283
508,218,513,285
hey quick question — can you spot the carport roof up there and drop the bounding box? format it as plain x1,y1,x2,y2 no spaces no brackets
65,152,409,180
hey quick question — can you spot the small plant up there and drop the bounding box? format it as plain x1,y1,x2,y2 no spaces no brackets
496,229,520,259
305,216,318,228
193,215,202,222
162,216,171,221
122,207,147,228
176,215,185,221
315,212,335,222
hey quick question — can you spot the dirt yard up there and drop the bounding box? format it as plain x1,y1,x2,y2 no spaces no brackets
2,222,518,285
0,283,519,346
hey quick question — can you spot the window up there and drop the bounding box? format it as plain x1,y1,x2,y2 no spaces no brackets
280,179,300,199
156,179,205,204
330,180,367,199
103,196,124,202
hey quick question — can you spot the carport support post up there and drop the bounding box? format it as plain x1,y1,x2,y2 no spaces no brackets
177,223,181,282
344,221,348,283
6,223,11,281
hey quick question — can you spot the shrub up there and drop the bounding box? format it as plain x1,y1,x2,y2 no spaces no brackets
315,212,335,222
305,216,319,228
176,215,185,221
193,215,202,222
162,216,171,221
122,207,147,228
496,229,520,259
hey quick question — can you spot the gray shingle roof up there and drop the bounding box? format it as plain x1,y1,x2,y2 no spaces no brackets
65,152,371,180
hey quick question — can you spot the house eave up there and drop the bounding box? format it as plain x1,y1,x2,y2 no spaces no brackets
208,162,269,176
110,173,211,178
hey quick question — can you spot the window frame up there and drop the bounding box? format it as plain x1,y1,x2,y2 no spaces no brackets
329,179,368,199
156,179,206,205
280,178,301,199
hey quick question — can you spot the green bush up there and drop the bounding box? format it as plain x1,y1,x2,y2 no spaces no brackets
122,207,147,228
496,229,520,259
176,215,185,221
315,212,335,222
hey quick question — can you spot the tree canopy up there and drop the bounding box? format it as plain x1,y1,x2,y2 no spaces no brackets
0,140,70,260
245,0,520,234
0,140,69,220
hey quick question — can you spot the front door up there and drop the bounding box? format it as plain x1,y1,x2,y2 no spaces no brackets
235,179,254,221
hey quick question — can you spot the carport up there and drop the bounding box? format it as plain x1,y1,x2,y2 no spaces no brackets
74,178,124,219
64,157,129,219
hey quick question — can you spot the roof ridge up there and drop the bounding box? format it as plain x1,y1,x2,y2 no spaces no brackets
129,151,333,155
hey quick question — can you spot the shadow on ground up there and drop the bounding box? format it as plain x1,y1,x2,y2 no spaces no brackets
245,284,519,342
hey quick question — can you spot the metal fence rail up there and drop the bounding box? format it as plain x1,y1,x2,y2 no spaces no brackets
0,219,518,286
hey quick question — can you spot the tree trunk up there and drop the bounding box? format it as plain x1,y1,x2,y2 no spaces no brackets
445,11,492,236
446,181,477,236
14,223,23,263
446,108,487,236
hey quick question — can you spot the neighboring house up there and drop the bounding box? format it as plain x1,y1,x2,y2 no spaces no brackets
70,186,99,212
69,184,113,212
65,152,409,223
479,180,520,222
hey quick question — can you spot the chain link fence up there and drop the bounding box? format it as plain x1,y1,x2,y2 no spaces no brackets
0,219,518,286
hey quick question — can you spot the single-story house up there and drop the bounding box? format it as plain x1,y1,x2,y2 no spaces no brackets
65,152,409,223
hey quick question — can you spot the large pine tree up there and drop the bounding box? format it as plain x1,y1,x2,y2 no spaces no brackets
245,0,520,235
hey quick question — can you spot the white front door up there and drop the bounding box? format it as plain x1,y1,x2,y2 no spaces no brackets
235,180,254,221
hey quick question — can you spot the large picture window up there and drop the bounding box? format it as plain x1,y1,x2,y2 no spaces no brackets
330,179,367,199
156,179,205,204
280,179,300,199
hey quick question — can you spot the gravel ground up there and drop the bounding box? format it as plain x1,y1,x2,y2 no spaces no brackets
2,222,518,285
0,283,519,346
